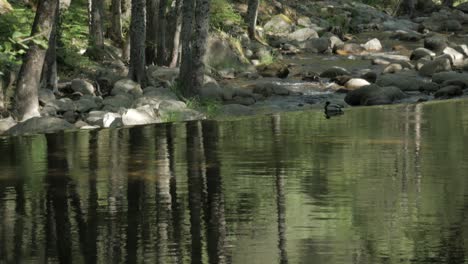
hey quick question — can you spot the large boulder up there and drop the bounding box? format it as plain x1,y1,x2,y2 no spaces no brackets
434,85,463,98
344,78,371,90
75,98,99,113
103,112,123,128
443,47,465,67
71,79,95,95
0,117,17,134
6,117,74,135
111,79,143,97
264,14,294,35
419,57,452,77
288,28,318,43
122,105,161,126
410,48,435,61
102,94,133,111
45,98,76,112
38,89,56,105
432,72,468,86
345,85,406,106
376,72,425,91
361,38,382,52
424,35,448,52
304,37,331,53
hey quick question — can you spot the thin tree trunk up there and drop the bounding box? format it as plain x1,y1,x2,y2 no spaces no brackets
399,0,415,16
145,0,158,65
169,0,182,68
41,2,59,92
443,0,453,7
156,0,168,65
246,0,259,40
89,0,105,47
179,0,195,96
15,0,58,121
110,0,123,45
128,0,146,84
190,0,211,94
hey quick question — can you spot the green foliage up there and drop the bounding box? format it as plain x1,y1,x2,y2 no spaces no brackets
186,97,221,118
161,111,182,122
210,0,243,30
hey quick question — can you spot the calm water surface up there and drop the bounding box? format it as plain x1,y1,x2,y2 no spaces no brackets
1,100,468,263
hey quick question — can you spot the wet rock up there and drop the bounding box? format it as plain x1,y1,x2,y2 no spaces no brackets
442,79,468,89
424,35,448,52
328,35,345,51
440,19,462,32
361,71,378,83
443,47,465,67
288,28,318,43
227,96,256,106
434,85,463,98
344,84,406,106
121,105,161,126
62,111,78,123
418,82,440,93
383,19,418,32
264,14,294,35
6,117,74,136
345,78,371,90
419,57,452,77
432,71,468,84
383,64,403,74
337,43,364,55
320,67,351,78
38,89,56,105
410,48,435,61
455,44,468,57
361,38,382,52
304,37,331,53
71,79,95,95
251,82,290,97
111,79,143,97
391,30,423,41
376,72,425,91
103,112,123,128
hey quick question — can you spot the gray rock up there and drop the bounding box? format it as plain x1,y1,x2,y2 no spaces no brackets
132,96,162,109
304,37,331,53
158,99,187,111
86,111,108,126
75,98,99,113
200,82,224,101
264,14,294,35
419,57,452,77
6,117,74,135
418,82,440,93
376,72,425,91
441,19,462,32
345,78,371,90
410,48,435,61
320,67,351,78
227,96,256,106
38,89,56,105
383,64,403,74
424,35,448,52
434,85,463,98
432,72,468,88
0,117,17,134
103,112,123,128
443,47,465,67
111,79,143,97
361,38,382,51
383,19,418,31
454,44,468,57
62,111,77,123
71,79,95,95
345,84,407,106
103,94,133,110
288,28,318,42
46,98,76,112
297,16,313,27
122,105,161,126
391,30,423,41
143,86,178,100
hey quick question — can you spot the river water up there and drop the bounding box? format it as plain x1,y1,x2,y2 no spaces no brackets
1,100,468,263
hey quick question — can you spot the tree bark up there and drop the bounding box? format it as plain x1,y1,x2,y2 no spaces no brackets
246,0,259,40
189,0,211,94
145,0,158,65
179,0,195,96
15,0,58,121
156,0,168,65
128,0,146,84
41,2,60,93
89,0,105,47
442,0,453,7
110,0,123,45
169,0,182,68
399,0,415,16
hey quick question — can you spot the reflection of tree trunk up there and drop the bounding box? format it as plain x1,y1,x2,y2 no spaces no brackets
414,104,422,194
202,121,227,264
271,114,288,264
85,132,99,264
13,178,25,260
45,133,72,263
186,121,206,264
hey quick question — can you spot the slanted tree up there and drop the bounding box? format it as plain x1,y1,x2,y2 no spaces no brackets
89,0,105,48
246,0,259,40
168,0,183,68
128,0,146,84
15,0,58,121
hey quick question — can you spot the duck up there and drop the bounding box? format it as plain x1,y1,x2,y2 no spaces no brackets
324,101,344,118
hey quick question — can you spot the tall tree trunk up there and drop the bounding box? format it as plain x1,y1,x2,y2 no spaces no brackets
156,0,168,65
169,0,182,68
41,2,60,93
89,0,105,47
399,0,415,16
442,0,453,7
145,0,158,65
128,0,146,84
110,0,123,45
179,0,195,96
246,0,259,40
190,0,211,94
15,0,58,121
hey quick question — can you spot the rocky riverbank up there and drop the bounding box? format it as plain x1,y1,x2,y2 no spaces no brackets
2,0,468,136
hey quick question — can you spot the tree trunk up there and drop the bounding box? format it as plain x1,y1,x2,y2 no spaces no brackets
41,2,60,93
399,0,415,16
128,0,146,84
156,0,168,65
189,0,211,94
246,0,259,40
15,0,58,121
442,0,453,7
145,0,158,65
110,0,123,45
89,0,105,47
179,0,195,96
168,0,182,67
